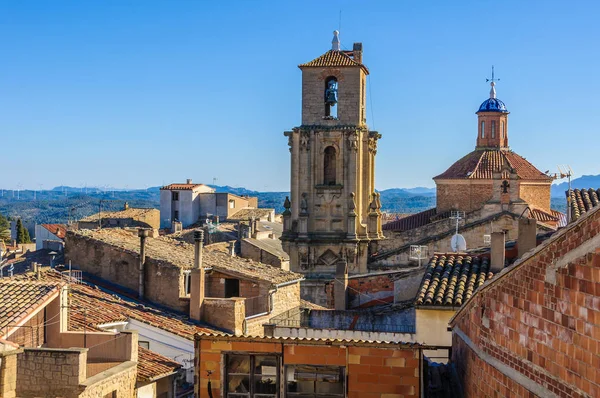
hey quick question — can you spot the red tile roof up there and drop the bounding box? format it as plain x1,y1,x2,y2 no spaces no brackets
137,347,182,382
41,224,68,239
434,149,552,181
160,183,211,191
382,208,451,232
0,281,60,336
529,208,566,228
415,254,494,307
299,50,369,73
568,188,600,221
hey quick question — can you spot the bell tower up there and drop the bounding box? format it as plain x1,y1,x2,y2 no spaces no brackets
281,31,383,305
476,67,509,149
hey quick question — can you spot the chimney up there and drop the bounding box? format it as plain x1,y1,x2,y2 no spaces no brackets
138,228,150,299
490,231,505,273
190,229,205,322
518,217,537,258
186,178,193,184
124,202,129,210
228,241,236,257
334,260,348,311
352,42,363,64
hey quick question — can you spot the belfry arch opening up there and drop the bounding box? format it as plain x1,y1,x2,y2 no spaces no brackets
323,146,337,185
324,76,338,118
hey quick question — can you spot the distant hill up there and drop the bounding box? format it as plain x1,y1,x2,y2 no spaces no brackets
552,174,600,197
0,183,568,225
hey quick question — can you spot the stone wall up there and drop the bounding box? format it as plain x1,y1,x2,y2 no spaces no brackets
205,271,266,298
519,182,551,213
0,348,19,398
244,283,301,336
196,336,421,398
451,206,600,397
79,362,137,398
203,298,245,335
241,239,287,269
65,233,187,313
16,347,86,397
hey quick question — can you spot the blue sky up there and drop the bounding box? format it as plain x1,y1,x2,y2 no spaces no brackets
1,1,598,191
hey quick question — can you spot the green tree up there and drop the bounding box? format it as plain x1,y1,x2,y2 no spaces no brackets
16,218,31,244
0,213,9,242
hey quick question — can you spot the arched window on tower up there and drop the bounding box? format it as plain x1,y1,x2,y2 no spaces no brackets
491,121,496,138
501,121,505,138
324,146,337,185
481,121,485,138
324,77,338,118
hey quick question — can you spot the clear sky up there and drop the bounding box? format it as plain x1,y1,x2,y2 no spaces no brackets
2,1,599,191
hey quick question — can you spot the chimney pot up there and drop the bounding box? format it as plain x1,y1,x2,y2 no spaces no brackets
518,217,537,258
352,42,363,64
187,179,193,184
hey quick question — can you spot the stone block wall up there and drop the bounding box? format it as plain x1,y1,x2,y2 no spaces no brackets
196,336,421,398
203,298,246,335
65,233,187,313
16,348,86,397
519,182,552,213
79,362,136,398
240,239,287,269
451,207,600,397
0,348,19,398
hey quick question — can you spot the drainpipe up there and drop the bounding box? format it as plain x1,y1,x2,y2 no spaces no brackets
190,229,205,322
138,228,150,299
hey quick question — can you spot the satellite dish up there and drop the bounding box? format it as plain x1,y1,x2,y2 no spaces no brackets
451,234,467,252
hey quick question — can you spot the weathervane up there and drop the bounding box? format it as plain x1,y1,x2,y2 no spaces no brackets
486,66,500,99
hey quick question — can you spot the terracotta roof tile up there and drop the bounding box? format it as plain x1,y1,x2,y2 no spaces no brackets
41,224,68,239
16,270,221,340
299,50,368,73
68,229,303,285
382,208,451,232
137,347,182,382
567,188,600,222
434,149,552,181
0,281,60,335
415,254,494,307
529,208,566,228
229,208,274,221
79,208,158,223
160,183,212,191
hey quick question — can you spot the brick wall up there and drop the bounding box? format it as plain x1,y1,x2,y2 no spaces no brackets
196,336,421,398
436,182,494,213
240,239,286,268
451,206,600,397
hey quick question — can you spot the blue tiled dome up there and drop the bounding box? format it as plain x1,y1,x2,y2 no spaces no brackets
478,98,508,113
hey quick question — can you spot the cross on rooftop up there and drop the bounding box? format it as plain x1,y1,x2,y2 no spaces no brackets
486,65,500,84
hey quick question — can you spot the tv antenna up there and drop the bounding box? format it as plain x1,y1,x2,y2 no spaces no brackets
450,211,467,252
409,245,429,267
557,165,574,224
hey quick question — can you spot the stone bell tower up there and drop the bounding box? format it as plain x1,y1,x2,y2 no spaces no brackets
281,31,383,305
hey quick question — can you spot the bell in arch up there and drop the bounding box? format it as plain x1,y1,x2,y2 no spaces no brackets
325,78,338,106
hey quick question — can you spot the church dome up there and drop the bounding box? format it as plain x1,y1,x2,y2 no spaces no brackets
478,97,508,113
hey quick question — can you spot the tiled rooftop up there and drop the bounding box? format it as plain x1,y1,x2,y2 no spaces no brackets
79,208,158,222
415,254,494,307
434,149,552,181
68,229,302,285
0,281,59,335
298,50,368,73
229,208,274,221
567,188,600,221
17,270,221,340
382,208,451,232
137,347,182,382
530,208,566,228
160,183,213,191
40,224,68,239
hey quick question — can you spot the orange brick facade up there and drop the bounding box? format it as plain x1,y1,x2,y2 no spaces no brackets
196,335,422,398
450,207,600,397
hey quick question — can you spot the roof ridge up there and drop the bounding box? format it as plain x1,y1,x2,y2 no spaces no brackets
468,150,488,179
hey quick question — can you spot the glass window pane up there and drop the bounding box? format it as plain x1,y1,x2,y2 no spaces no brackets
254,356,278,375
228,355,250,374
316,380,344,394
254,375,278,394
227,375,250,393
